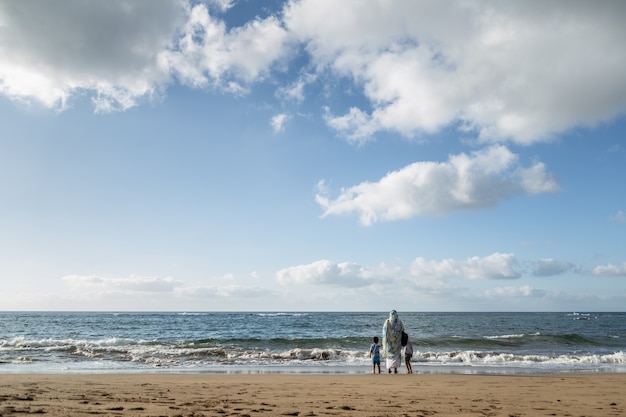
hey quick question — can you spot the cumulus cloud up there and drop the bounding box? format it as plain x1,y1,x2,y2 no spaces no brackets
532,259,577,277
592,262,626,277
162,3,291,90
411,253,521,280
2,0,625,144
0,0,183,111
0,0,290,112
316,145,559,225
276,259,381,287
285,0,626,144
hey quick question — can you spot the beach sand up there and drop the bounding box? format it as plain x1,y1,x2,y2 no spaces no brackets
0,373,624,416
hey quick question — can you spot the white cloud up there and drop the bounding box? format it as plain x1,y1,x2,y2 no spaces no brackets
271,113,289,133
2,0,625,143
0,1,291,112
516,163,561,195
485,285,545,298
532,259,576,277
276,259,381,287
285,0,626,144
411,253,520,280
0,0,183,111
277,74,316,103
316,145,559,225
207,0,234,13
324,107,378,145
592,262,626,277
163,3,291,89
62,275,105,285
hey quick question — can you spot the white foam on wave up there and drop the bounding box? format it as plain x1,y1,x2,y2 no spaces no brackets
484,333,540,339
414,350,626,366
256,313,309,317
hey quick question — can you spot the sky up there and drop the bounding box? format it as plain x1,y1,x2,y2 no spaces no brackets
1,0,625,312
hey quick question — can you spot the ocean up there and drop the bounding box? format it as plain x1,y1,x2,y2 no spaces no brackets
1,311,624,374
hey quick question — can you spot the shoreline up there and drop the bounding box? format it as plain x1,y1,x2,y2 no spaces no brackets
3,362,626,375
1,373,624,416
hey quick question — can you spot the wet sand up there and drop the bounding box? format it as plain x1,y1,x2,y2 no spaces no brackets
0,373,624,416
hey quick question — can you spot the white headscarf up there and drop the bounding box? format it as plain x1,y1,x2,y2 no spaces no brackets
382,310,404,358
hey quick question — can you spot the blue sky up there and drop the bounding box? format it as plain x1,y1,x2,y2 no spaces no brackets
1,0,625,311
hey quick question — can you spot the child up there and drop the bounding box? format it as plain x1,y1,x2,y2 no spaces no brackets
369,336,381,374
403,335,413,374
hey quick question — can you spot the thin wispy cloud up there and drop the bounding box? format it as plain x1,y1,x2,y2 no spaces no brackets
271,113,289,133
610,210,626,224
63,274,180,293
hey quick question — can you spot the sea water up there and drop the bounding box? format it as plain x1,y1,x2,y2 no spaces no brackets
1,311,624,374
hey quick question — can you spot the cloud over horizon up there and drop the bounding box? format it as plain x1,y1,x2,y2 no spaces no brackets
276,259,382,288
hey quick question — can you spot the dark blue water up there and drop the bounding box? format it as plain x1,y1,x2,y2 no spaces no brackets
1,312,624,374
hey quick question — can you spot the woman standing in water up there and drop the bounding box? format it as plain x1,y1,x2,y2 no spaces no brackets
382,310,404,374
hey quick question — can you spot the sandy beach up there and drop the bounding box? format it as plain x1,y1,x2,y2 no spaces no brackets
0,373,624,417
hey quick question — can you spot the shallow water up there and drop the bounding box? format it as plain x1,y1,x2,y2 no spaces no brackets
1,311,624,374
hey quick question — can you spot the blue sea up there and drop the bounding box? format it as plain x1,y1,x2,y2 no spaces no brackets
1,312,625,374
